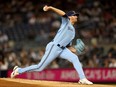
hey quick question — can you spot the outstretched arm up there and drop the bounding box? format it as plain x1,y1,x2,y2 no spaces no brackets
43,5,66,16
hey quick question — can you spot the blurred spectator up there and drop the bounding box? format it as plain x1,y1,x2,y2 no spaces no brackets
109,58,116,67
7,52,21,69
0,31,8,43
50,60,59,69
0,58,8,70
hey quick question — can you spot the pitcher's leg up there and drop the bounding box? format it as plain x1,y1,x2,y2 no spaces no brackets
18,55,49,73
18,44,56,74
18,44,62,74
59,48,85,79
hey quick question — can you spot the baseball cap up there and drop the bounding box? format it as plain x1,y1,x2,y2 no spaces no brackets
67,11,79,16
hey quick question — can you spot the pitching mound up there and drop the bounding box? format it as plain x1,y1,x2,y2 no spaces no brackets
0,78,115,87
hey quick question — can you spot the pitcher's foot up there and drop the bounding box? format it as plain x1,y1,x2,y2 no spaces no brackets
10,66,19,78
78,78,93,85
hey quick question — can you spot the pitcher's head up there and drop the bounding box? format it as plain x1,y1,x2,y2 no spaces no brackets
67,11,79,24
67,11,79,17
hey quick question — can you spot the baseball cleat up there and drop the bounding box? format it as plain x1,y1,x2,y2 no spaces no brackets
10,66,19,78
78,78,93,85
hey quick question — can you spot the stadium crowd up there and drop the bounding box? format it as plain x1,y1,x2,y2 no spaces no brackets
0,0,116,70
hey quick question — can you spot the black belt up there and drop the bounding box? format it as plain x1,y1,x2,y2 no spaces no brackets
57,44,65,49
51,40,65,49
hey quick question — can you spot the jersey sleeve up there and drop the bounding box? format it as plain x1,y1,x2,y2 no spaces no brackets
61,14,69,24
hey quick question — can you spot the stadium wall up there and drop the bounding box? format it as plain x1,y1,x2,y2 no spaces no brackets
2,68,115,83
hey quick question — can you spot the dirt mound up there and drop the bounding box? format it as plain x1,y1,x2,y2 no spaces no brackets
0,78,115,87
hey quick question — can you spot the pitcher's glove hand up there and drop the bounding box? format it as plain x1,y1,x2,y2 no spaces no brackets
75,39,85,55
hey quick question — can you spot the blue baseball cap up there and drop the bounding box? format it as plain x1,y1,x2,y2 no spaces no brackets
67,11,79,16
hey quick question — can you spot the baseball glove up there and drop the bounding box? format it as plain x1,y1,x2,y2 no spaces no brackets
74,39,85,54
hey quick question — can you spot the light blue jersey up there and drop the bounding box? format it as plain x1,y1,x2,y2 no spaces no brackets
53,16,75,47
17,14,86,80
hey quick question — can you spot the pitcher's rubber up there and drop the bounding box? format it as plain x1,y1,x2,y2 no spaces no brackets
0,78,115,87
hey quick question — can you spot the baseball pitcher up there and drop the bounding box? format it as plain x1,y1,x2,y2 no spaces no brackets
11,5,93,84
